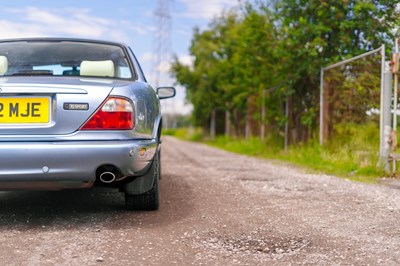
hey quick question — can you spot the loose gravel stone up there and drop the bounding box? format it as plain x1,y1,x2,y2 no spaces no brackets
0,137,398,265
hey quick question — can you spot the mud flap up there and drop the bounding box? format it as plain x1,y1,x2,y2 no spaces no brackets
124,154,156,195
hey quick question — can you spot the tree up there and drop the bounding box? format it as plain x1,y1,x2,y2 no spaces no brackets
274,0,400,142
171,0,400,144
231,7,281,138
172,9,281,138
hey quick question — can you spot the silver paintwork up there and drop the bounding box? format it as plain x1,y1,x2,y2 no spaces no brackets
0,38,165,191
0,139,157,180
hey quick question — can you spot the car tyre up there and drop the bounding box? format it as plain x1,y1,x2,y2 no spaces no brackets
125,151,160,211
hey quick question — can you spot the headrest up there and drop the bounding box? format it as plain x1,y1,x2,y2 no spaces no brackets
0,56,8,75
80,60,115,77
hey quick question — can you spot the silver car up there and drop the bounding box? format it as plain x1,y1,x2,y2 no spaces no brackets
0,38,175,210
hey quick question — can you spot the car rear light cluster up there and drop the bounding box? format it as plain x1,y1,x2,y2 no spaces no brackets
81,97,134,130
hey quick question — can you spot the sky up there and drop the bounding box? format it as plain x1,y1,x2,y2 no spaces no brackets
0,0,240,114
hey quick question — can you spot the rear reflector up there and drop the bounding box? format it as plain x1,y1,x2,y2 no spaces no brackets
81,97,134,130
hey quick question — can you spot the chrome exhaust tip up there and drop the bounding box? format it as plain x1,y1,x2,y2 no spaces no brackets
99,171,116,183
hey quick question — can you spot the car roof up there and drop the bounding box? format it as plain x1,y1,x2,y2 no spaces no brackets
0,37,130,48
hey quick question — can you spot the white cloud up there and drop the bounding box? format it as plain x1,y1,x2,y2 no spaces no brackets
123,21,154,36
0,20,46,39
177,54,194,67
155,55,194,114
161,85,193,115
0,7,143,43
177,0,238,19
161,100,193,115
157,61,171,74
4,7,108,37
140,52,155,63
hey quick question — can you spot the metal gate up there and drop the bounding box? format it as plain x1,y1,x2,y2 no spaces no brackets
319,42,399,174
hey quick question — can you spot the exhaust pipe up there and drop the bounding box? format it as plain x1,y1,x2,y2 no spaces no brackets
96,164,124,184
99,171,116,183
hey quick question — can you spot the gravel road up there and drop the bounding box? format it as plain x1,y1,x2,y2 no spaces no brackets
0,136,400,265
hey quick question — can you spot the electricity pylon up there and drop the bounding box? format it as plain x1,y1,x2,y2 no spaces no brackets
153,0,171,88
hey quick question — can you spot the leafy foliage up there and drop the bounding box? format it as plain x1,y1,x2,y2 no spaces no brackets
171,0,400,143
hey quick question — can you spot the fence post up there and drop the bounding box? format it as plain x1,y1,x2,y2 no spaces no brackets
210,108,216,139
285,95,289,150
392,41,399,173
319,69,329,145
261,89,266,142
225,110,231,137
319,70,329,145
319,68,324,145
380,61,392,172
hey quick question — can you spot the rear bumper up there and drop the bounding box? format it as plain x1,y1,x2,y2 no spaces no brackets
0,139,157,183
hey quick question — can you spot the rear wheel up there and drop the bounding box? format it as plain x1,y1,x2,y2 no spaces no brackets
124,151,160,210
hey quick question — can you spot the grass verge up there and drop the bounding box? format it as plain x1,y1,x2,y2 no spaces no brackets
163,125,387,183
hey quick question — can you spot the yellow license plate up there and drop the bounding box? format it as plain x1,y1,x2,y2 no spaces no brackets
0,97,50,124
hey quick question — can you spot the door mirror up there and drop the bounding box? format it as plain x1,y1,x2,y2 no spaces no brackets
157,87,176,99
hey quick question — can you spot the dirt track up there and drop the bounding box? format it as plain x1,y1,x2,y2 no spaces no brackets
0,136,400,265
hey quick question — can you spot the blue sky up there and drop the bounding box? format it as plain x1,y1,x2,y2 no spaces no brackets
1,0,240,114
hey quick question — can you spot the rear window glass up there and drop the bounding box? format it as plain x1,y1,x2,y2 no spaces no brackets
0,41,134,79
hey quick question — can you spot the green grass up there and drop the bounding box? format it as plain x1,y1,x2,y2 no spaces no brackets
163,127,203,142
163,124,386,183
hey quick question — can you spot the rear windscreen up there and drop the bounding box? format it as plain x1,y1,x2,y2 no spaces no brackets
0,41,134,79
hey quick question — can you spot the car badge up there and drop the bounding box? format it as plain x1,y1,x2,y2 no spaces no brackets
63,103,89,110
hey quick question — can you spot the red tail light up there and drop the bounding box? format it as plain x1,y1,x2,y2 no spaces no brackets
81,97,134,130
